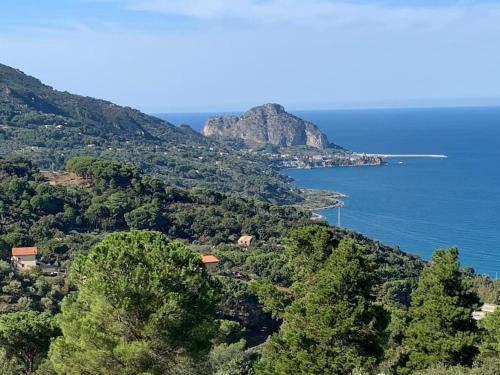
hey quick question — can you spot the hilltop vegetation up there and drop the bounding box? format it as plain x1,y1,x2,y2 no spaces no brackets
0,158,417,293
0,156,424,293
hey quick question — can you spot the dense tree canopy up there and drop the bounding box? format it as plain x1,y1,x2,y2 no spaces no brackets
0,157,496,375
0,157,312,267
402,248,480,373
258,239,387,374
0,310,59,374
49,231,218,374
283,225,338,282
478,308,500,359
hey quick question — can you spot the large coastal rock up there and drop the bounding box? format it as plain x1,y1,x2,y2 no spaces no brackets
203,103,331,149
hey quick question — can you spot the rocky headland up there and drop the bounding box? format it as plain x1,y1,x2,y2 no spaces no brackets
203,103,332,149
203,103,384,168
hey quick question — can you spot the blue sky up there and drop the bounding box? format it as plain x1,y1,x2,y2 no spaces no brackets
1,0,500,112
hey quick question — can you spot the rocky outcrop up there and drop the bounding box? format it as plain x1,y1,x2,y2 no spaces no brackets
203,103,331,149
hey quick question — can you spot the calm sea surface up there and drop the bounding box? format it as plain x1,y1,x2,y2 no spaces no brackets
159,107,500,276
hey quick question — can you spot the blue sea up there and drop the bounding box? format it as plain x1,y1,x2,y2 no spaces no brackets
159,107,500,276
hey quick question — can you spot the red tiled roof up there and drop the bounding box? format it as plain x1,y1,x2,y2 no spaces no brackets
12,247,38,256
201,255,219,264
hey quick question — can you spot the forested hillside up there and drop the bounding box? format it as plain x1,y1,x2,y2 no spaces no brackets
1,64,499,374
0,156,424,289
0,157,499,374
0,157,310,266
0,64,300,204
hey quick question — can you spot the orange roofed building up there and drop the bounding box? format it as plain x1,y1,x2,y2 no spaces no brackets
201,255,219,271
11,247,38,269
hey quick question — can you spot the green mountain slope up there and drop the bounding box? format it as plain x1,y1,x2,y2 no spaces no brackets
0,63,201,142
0,63,299,203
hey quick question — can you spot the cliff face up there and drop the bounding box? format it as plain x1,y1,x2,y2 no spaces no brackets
203,103,331,149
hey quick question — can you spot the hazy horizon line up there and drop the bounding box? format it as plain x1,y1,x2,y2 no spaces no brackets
153,102,500,116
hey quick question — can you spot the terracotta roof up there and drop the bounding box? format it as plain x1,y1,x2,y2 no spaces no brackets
201,255,219,264
12,247,38,256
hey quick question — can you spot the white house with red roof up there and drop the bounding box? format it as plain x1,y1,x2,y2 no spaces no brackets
11,247,38,269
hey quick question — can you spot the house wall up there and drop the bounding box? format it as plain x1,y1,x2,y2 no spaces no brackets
238,238,253,246
205,262,218,272
12,255,37,269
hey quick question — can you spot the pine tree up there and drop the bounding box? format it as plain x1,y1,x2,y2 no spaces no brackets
0,311,58,373
49,230,217,374
284,225,338,282
478,307,500,359
401,248,479,373
258,238,387,374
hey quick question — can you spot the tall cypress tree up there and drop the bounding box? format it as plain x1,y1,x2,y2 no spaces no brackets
258,238,387,374
401,248,479,373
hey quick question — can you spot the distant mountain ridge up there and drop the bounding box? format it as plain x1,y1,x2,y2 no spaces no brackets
0,63,202,143
203,103,334,149
0,63,300,204
0,63,382,204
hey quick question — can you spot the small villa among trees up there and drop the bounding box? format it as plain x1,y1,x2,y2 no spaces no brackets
201,255,220,271
10,247,38,269
238,235,253,247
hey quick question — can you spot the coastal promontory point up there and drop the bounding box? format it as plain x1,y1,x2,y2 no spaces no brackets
203,103,333,149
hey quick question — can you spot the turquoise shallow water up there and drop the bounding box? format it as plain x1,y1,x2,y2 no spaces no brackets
159,107,500,276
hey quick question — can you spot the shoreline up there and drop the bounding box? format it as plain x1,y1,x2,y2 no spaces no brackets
292,188,346,215
313,201,344,211
282,161,383,171
282,152,447,171
287,151,447,222
359,153,448,158
310,200,345,221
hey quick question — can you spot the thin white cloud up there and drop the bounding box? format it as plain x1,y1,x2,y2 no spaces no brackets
123,0,500,30
4,0,500,111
